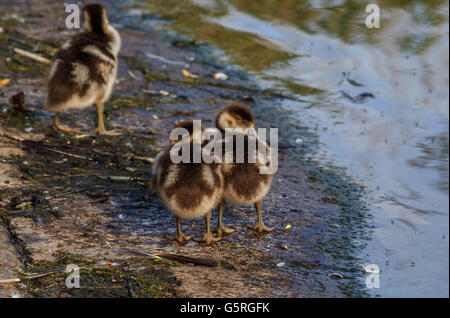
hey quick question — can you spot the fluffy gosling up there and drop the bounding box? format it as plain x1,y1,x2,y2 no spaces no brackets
152,120,224,244
215,104,275,234
45,3,122,135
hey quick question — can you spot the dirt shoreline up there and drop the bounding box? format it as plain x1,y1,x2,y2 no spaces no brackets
0,0,367,298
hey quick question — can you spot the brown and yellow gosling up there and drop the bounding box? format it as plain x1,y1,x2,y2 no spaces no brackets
151,120,224,244
215,104,275,234
45,3,122,135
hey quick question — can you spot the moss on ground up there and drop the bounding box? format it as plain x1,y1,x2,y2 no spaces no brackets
0,26,55,76
24,252,180,298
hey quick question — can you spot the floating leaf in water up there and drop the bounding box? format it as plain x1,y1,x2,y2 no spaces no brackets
285,223,292,230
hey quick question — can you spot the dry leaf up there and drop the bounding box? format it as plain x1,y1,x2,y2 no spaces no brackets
104,263,115,270
181,69,200,79
0,79,10,89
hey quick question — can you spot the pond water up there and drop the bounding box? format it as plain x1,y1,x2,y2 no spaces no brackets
134,0,449,297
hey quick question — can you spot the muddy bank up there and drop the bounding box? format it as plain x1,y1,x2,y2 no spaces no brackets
0,0,369,297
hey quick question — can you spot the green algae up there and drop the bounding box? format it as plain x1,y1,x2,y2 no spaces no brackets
0,27,53,76
24,252,179,298
108,94,158,110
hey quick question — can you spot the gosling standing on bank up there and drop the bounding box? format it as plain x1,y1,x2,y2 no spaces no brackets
45,3,122,135
151,120,224,244
215,104,275,234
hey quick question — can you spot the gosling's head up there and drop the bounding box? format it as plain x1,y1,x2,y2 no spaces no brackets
83,3,109,35
215,104,255,132
170,120,204,145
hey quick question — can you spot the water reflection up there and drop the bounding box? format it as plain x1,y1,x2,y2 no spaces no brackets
137,0,449,297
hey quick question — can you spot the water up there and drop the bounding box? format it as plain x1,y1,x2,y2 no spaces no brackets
133,0,449,297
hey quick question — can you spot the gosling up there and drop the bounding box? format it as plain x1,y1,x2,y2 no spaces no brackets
215,104,275,234
151,120,224,244
45,3,122,135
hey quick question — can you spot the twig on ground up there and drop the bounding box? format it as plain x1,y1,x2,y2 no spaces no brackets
0,267,71,284
13,48,51,65
47,185,103,200
113,249,218,267
0,128,25,142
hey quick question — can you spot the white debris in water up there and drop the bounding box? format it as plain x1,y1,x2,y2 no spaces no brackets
24,127,34,133
295,138,303,145
276,262,285,268
213,72,228,81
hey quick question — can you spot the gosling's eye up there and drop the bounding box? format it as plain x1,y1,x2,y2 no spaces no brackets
226,120,232,126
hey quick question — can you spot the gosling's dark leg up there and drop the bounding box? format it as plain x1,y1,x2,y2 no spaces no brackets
248,200,274,233
215,200,235,236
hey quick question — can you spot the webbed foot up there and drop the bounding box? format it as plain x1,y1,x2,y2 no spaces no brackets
247,223,274,233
